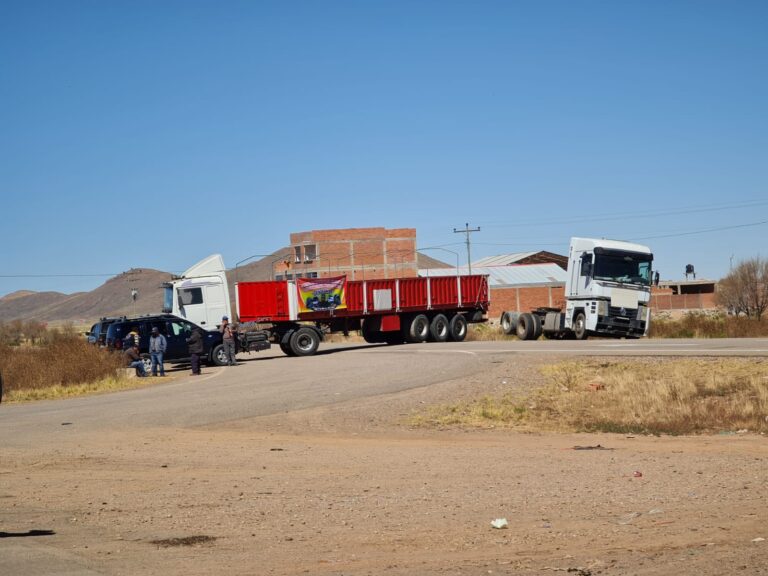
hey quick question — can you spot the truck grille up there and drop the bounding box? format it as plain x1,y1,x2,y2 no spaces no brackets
609,306,635,318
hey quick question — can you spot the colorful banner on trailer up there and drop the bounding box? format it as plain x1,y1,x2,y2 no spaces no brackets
297,276,347,313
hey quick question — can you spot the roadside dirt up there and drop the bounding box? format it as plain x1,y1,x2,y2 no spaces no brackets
2,355,767,575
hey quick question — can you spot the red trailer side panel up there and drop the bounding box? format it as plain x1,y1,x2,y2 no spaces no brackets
237,281,291,322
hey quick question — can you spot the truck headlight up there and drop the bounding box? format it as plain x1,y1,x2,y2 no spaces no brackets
597,300,608,316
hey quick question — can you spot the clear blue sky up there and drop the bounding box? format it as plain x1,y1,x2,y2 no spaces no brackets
1,0,766,296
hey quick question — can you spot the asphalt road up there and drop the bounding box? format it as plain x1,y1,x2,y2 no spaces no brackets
2,338,767,450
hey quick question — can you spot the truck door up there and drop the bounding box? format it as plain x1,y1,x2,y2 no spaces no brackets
177,286,209,327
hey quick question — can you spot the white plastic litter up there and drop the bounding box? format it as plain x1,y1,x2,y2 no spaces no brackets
490,518,508,529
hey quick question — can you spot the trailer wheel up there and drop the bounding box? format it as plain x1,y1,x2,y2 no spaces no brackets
573,312,588,340
516,313,535,340
289,327,321,356
405,314,429,343
428,314,449,342
448,314,468,341
500,311,518,335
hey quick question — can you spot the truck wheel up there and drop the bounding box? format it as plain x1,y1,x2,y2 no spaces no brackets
500,311,518,335
289,327,320,356
406,314,429,343
279,341,295,356
573,312,588,340
362,318,381,344
428,314,449,342
516,313,537,340
532,313,543,340
448,314,468,341
211,344,228,366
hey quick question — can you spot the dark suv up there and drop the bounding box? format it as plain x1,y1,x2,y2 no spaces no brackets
105,314,227,371
86,317,125,346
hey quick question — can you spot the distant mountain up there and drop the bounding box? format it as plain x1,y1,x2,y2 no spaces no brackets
0,269,172,325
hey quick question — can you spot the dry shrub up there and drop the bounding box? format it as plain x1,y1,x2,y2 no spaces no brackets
650,311,768,338
465,323,509,342
413,359,768,435
0,332,124,396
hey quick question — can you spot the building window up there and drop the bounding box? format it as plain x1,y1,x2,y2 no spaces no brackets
304,244,317,262
294,246,301,263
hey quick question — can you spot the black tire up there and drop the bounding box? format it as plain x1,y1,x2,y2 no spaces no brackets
448,314,468,342
428,314,449,342
573,312,588,340
289,327,320,356
362,318,381,344
516,313,534,340
500,311,517,335
279,341,295,356
211,344,228,366
531,313,543,340
406,314,429,343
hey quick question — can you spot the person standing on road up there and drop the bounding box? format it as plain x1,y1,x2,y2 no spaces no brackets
186,326,204,375
149,326,167,377
220,316,238,366
124,344,147,377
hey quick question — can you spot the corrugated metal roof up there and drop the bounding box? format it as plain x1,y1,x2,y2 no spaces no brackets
419,263,566,287
472,252,538,267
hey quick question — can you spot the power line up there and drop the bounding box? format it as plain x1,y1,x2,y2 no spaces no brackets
478,199,768,228
629,219,768,241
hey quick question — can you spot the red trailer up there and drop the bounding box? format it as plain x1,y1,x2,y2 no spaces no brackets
235,275,489,356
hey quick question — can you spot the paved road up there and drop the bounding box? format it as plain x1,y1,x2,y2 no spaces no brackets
1,337,766,576
2,338,767,449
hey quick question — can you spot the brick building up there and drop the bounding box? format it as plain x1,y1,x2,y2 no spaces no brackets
274,227,418,281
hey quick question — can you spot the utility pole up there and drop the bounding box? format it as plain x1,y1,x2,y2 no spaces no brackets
453,223,480,275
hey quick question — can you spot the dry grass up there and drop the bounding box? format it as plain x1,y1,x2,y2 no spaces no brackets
465,323,510,341
649,311,768,338
411,358,768,435
0,330,131,402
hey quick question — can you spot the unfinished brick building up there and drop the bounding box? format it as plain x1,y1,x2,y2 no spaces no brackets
274,227,418,281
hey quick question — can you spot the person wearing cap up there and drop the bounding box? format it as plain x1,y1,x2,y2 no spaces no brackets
220,315,238,366
149,326,167,377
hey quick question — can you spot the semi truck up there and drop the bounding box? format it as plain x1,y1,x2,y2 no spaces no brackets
163,255,490,357
499,237,653,340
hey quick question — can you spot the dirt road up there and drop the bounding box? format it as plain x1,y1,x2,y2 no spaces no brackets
1,341,766,575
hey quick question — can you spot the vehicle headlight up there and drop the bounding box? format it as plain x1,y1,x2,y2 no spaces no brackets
597,300,608,316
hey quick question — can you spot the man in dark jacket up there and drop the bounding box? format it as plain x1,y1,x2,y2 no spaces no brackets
186,327,204,375
124,344,147,377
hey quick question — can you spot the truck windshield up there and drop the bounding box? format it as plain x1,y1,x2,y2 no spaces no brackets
593,253,652,286
163,285,173,313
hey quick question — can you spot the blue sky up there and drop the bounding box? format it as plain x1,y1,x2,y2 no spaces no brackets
1,0,766,296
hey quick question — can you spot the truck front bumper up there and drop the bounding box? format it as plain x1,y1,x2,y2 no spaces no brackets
596,315,646,337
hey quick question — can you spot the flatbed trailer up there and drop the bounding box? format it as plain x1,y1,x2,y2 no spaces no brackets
235,275,490,356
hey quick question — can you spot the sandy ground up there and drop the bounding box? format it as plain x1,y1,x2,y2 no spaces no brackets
1,355,767,575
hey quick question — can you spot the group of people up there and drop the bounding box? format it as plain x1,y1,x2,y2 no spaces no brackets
123,316,239,378
123,326,168,378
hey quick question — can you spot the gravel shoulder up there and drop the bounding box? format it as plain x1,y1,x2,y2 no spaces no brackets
1,353,767,575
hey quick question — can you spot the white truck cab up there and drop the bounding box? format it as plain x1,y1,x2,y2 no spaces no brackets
162,254,230,330
501,237,654,340
563,237,653,338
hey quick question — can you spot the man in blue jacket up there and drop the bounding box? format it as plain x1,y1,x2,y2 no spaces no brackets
149,326,167,377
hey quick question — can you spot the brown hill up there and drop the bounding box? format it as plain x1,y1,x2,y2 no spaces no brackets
0,291,72,322
0,269,172,325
